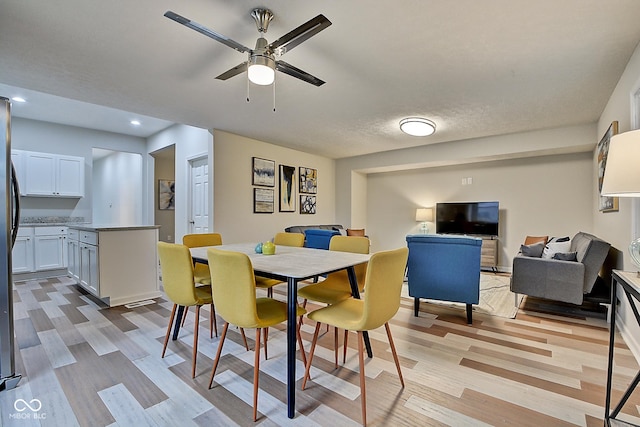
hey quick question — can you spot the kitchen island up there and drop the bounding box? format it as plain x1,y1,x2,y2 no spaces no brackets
67,224,161,307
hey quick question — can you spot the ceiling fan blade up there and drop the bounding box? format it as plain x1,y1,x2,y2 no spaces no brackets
268,14,331,55
215,62,248,81
164,11,252,54
276,60,325,87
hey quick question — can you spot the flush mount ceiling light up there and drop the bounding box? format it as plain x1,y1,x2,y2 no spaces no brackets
11,96,26,103
399,117,436,137
130,120,141,126
247,46,276,86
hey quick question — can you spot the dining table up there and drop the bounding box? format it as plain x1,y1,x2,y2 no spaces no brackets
187,242,371,419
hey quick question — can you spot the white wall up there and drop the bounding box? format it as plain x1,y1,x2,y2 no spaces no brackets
146,124,211,243
212,130,336,244
595,40,640,359
11,117,147,223
92,151,143,225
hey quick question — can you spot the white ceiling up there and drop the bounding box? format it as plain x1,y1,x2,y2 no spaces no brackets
2,0,640,159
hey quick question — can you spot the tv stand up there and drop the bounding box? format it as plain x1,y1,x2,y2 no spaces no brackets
480,236,498,272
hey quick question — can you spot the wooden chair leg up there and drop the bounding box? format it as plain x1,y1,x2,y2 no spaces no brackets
162,304,177,358
181,306,189,326
210,303,218,338
263,328,269,360
302,322,322,390
209,322,229,388
357,331,367,426
253,328,261,422
299,299,308,325
334,327,339,368
343,329,349,364
192,305,200,378
240,327,249,351
296,319,307,367
385,322,404,387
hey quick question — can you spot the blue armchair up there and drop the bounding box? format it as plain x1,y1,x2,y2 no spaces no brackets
406,234,482,324
304,229,340,250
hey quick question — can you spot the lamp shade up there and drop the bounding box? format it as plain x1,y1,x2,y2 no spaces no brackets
601,129,640,197
415,208,433,222
248,54,275,85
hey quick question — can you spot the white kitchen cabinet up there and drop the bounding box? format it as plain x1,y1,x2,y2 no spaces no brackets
68,226,160,306
34,226,68,271
67,229,80,282
11,150,25,196
12,227,34,274
79,231,99,296
18,150,84,197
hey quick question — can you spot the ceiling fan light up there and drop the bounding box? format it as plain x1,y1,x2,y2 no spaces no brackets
400,117,436,137
248,55,275,85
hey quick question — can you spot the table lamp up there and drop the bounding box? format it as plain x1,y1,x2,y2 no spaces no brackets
600,129,640,272
415,208,433,234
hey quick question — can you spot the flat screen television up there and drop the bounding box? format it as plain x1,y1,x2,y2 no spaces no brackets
435,201,499,236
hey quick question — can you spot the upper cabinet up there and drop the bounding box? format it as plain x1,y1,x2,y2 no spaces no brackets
13,150,85,198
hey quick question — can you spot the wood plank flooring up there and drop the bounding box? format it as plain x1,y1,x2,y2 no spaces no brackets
1,275,639,426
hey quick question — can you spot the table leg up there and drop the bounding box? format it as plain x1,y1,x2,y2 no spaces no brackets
172,305,185,341
346,266,373,358
287,277,297,419
604,276,616,424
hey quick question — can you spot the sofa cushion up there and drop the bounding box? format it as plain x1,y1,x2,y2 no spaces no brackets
570,232,611,294
542,237,571,259
524,235,548,245
285,224,343,234
552,251,578,261
520,242,545,257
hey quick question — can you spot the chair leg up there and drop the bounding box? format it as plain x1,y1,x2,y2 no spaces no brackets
267,287,273,298
162,304,177,358
357,331,367,426
181,306,189,326
253,328,261,422
263,328,269,360
192,305,200,378
296,319,308,367
208,322,229,388
210,303,218,338
240,327,249,351
343,329,349,364
299,299,308,325
302,322,322,390
385,322,404,387
334,327,339,368
466,304,472,325
414,297,420,317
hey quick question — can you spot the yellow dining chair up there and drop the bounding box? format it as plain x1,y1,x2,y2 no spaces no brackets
158,241,216,378
182,233,223,337
301,247,409,426
207,247,307,422
255,232,305,297
297,236,370,363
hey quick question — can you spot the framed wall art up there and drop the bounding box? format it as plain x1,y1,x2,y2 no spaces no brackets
279,164,296,212
597,121,619,212
299,167,317,194
253,188,274,213
252,157,275,187
300,195,316,214
158,179,175,210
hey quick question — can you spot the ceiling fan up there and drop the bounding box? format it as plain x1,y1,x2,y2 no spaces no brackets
164,8,331,87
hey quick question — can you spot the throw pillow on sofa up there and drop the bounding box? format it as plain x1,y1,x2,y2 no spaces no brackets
520,242,545,257
552,251,578,261
542,236,571,259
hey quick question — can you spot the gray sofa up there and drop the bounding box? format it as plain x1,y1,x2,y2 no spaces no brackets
284,224,344,234
510,231,611,305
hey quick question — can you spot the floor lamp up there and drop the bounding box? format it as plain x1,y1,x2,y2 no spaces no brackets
601,129,640,272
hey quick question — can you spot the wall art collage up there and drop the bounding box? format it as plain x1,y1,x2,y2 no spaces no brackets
251,157,317,214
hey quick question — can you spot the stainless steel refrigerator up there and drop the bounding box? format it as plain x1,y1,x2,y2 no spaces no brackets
0,96,22,391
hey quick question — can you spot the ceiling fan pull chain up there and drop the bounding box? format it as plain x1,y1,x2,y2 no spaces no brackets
246,72,250,103
273,76,276,112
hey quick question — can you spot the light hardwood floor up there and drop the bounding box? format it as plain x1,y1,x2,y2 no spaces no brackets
1,275,639,426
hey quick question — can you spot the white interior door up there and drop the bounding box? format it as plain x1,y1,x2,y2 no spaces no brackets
189,157,209,234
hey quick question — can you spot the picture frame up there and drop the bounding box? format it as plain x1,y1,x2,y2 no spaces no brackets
300,195,316,214
279,164,296,212
253,188,274,213
252,157,275,187
299,166,317,194
597,121,619,212
158,179,175,210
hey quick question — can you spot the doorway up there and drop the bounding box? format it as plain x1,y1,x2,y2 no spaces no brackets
188,156,209,234
152,145,175,242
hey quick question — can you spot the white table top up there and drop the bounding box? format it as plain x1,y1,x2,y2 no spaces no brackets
190,243,370,280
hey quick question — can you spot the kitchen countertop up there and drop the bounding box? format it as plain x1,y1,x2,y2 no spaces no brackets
67,224,161,232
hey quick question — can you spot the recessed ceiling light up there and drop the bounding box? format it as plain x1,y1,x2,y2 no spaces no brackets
399,117,436,137
11,97,26,103
130,120,141,126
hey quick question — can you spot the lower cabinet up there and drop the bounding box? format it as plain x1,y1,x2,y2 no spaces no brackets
67,226,161,306
480,237,498,270
12,226,68,274
12,227,35,274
